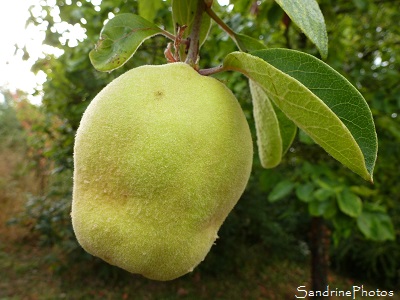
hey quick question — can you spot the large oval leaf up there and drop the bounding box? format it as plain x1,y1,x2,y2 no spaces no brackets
251,49,378,178
274,0,328,59
89,13,167,72
223,49,377,182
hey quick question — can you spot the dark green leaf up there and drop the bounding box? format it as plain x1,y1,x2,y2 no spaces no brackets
309,198,336,217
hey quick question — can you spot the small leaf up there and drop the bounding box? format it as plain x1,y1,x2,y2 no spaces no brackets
357,211,395,241
309,198,336,217
299,129,315,145
89,13,166,72
350,185,377,197
268,180,294,202
234,33,266,52
223,49,377,181
314,188,334,202
296,183,314,203
137,0,163,22
337,188,362,217
274,105,297,155
172,0,211,60
274,0,328,58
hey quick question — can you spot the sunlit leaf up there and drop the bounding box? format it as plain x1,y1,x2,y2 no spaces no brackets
89,13,167,72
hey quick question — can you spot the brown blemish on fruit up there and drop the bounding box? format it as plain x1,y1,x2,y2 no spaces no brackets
154,90,165,100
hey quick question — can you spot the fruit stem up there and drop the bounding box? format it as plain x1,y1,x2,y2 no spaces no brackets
198,65,226,76
185,0,206,68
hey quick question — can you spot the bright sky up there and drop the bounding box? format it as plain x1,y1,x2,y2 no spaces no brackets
0,0,47,104
0,0,230,105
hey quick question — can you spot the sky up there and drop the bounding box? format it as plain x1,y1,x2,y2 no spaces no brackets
0,0,230,105
0,0,48,104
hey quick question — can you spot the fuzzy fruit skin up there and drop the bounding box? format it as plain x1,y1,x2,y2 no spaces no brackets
71,62,253,281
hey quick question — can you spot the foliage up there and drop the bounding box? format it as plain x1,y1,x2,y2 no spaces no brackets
16,0,400,288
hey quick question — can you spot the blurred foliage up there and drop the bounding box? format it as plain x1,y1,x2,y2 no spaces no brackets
11,0,399,288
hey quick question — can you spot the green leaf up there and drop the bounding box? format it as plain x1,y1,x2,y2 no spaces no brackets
309,198,336,218
337,188,362,217
274,104,297,155
172,0,211,59
223,49,377,181
234,33,266,52
250,80,282,168
137,0,163,22
299,129,315,145
250,80,297,168
250,49,377,181
357,211,395,241
268,180,295,203
89,13,166,72
296,183,314,203
274,0,328,58
314,188,334,202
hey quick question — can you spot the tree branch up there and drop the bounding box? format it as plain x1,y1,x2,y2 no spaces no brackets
185,0,206,68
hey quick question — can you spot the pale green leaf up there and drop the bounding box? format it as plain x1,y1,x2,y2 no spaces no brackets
337,188,362,217
223,49,377,181
89,14,165,72
274,0,328,58
250,80,296,168
137,0,163,22
250,80,282,168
